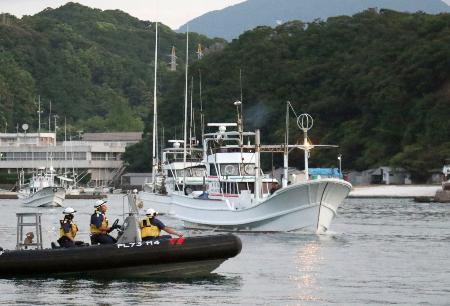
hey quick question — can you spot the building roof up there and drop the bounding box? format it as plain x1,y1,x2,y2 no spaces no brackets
82,132,142,142
122,173,152,177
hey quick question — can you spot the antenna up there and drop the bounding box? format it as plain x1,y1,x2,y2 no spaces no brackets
64,117,67,176
22,124,29,145
183,26,189,192
239,68,243,104
239,69,244,132
37,96,42,134
152,21,159,185
297,113,314,180
189,76,194,150
48,100,51,132
199,70,204,140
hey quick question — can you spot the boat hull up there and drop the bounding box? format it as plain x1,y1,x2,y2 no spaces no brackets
0,234,241,278
171,179,352,232
20,187,66,207
138,191,172,214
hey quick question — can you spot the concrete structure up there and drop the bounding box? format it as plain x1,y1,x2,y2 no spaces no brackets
347,167,411,186
0,132,142,186
121,173,152,186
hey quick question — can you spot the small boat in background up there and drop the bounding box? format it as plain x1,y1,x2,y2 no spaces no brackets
18,167,65,207
140,140,205,214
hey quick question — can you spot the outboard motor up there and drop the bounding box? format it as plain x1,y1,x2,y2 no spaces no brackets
116,193,142,244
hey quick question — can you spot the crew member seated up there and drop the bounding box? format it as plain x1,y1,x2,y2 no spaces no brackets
90,199,117,245
140,208,183,241
57,207,81,248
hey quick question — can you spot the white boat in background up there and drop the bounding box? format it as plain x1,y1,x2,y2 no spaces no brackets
139,102,352,232
169,116,352,232
18,167,66,207
139,140,205,214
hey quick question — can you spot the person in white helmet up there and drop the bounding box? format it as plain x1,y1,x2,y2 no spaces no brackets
57,207,79,248
90,199,117,244
140,208,183,241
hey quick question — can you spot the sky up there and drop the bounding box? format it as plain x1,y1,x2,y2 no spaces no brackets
1,0,450,29
0,0,247,29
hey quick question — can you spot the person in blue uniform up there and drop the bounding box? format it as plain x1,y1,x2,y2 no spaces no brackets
90,199,117,245
140,208,183,241
57,207,79,248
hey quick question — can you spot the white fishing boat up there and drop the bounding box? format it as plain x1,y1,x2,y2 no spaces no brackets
167,103,352,232
18,167,66,207
139,140,205,213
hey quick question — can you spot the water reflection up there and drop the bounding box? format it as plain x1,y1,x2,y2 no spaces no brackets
291,239,323,303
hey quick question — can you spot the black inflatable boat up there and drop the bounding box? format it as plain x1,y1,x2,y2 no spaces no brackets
0,234,241,278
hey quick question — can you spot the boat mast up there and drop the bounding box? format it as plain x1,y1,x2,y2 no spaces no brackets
48,100,51,132
199,70,204,141
297,114,313,181
37,96,41,135
189,76,193,151
64,117,67,177
283,102,289,188
152,21,159,187
255,129,261,202
183,26,189,192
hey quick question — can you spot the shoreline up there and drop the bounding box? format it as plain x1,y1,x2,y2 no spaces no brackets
348,185,441,198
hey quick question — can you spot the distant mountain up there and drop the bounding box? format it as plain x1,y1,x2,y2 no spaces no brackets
177,0,450,39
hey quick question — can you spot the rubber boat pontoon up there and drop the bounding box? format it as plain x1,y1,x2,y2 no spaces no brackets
0,194,241,278
0,234,241,278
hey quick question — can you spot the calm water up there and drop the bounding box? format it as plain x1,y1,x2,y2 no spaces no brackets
0,195,449,305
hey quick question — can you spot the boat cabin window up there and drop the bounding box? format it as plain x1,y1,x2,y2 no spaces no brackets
220,164,239,176
176,169,188,177
240,164,256,175
238,182,254,193
209,165,217,176
191,168,206,177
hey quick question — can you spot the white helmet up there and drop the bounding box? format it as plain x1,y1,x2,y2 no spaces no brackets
63,207,76,215
145,208,157,217
94,199,107,208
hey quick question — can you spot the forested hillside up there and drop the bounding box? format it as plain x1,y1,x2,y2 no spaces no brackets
1,4,449,179
0,2,222,134
151,9,450,180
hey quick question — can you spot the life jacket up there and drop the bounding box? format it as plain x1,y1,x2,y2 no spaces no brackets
90,211,108,234
140,217,161,238
59,219,78,239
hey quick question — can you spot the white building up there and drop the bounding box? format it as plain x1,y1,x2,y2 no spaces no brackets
0,132,142,186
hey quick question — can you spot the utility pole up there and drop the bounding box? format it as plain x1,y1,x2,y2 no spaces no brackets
48,100,52,132
37,95,42,134
197,44,203,60
338,154,342,178
53,115,58,146
169,46,177,71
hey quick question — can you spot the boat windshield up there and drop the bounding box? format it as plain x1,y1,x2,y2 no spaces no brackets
219,163,256,176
